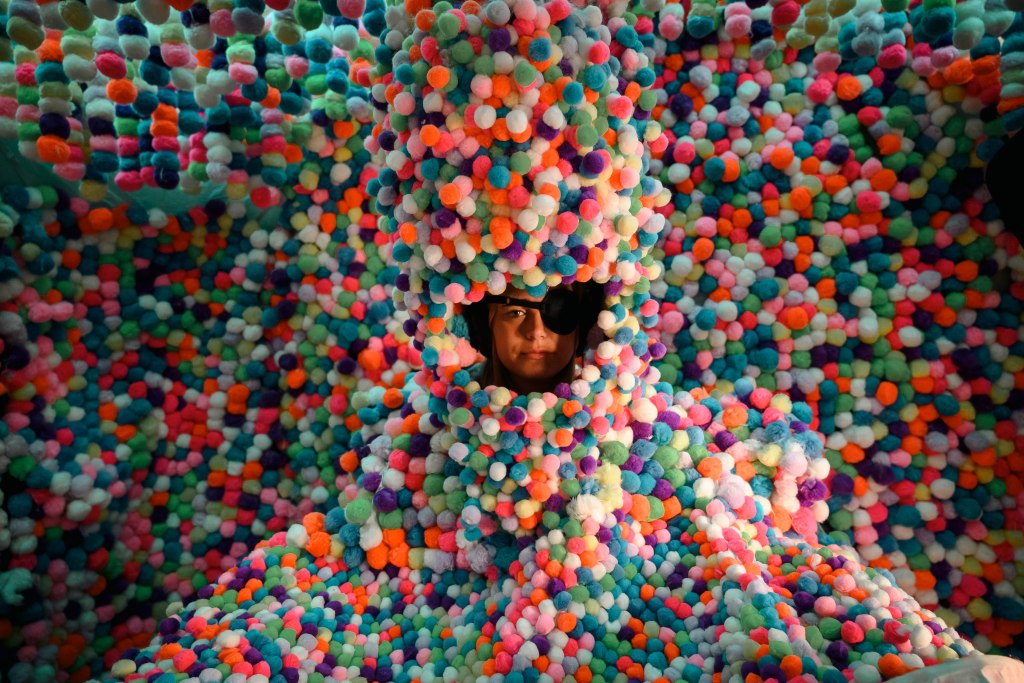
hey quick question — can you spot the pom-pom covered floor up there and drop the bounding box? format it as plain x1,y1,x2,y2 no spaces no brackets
0,0,1023,681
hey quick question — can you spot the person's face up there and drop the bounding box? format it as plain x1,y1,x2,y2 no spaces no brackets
489,287,578,394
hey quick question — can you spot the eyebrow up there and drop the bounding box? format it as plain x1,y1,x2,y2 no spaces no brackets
483,296,545,309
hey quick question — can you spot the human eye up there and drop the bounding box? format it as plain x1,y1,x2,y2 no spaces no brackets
503,306,527,319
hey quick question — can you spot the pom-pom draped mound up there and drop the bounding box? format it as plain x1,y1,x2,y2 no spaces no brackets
102,376,980,682
0,0,1022,680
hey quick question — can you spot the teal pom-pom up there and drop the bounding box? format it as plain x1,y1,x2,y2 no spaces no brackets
686,15,715,38
953,17,986,50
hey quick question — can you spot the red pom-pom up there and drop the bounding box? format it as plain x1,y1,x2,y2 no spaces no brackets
588,41,610,65
878,44,907,70
807,78,833,104
15,62,38,86
546,0,571,22
771,1,800,27
250,186,280,209
115,170,144,192
337,0,365,19
96,52,127,79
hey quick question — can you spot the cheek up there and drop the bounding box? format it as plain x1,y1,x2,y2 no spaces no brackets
492,323,518,364
554,334,577,363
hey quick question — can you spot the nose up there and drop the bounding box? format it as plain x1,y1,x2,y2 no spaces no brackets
520,309,548,338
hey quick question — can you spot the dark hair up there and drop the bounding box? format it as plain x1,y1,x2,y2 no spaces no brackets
464,280,605,389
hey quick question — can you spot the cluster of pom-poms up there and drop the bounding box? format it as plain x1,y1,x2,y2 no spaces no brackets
363,0,673,413
366,0,667,317
103,374,978,683
643,0,1024,656
0,122,422,679
0,0,1023,680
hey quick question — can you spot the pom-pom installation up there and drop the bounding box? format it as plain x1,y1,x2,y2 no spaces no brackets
0,0,1022,680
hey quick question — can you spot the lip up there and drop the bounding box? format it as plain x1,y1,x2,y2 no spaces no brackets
523,350,550,359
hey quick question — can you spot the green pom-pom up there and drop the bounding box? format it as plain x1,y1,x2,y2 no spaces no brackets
59,0,94,30
344,496,372,524
6,16,46,49
294,0,324,30
599,441,629,465
272,18,303,46
513,60,537,88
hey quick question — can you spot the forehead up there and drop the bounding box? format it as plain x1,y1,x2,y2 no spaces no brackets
499,285,574,303
500,286,543,303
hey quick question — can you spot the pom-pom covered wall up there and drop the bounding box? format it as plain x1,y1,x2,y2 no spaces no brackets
0,0,1022,680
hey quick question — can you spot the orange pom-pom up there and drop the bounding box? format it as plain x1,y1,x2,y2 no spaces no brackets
438,183,461,207
404,0,432,16
303,512,325,534
415,9,436,31
426,66,450,89
692,237,714,261
306,531,332,558
83,208,114,234
107,79,138,105
357,348,383,372
419,124,441,146
37,39,63,63
37,135,71,163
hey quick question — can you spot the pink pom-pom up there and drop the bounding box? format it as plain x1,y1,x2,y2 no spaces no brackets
228,63,259,84
725,3,750,18
911,56,935,77
930,45,958,68
855,191,882,213
725,16,752,38
115,170,143,192
160,43,193,68
689,404,712,426
210,9,236,37
807,78,833,104
118,139,140,159
878,44,907,69
470,77,492,98
286,55,310,78
556,212,578,234
54,163,86,182
812,52,841,74
659,14,684,41
607,95,633,120
620,50,640,72
513,0,537,21
749,388,772,410
579,198,601,221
